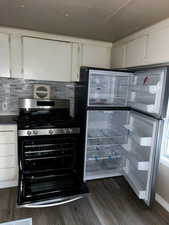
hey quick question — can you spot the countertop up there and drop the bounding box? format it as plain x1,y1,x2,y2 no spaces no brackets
0,115,18,124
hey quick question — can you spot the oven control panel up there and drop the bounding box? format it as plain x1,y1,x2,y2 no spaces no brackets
49,128,74,135
19,128,80,136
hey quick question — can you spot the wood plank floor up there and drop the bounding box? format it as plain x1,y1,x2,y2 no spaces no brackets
0,177,169,225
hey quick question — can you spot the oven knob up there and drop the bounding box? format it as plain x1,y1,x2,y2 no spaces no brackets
64,128,68,134
33,130,38,135
27,130,32,136
49,129,54,135
69,128,72,134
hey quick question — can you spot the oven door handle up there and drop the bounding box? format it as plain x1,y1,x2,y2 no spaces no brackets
18,195,84,208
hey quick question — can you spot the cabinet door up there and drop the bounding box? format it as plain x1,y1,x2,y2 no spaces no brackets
23,37,72,81
147,27,169,64
125,36,147,67
71,43,81,81
0,125,18,189
111,44,126,68
128,67,167,117
81,44,111,68
0,33,10,77
123,111,161,206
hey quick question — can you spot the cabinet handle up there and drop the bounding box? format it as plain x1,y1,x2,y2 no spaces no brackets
18,196,83,208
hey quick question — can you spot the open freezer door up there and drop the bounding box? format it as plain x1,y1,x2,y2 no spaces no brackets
122,111,163,206
128,67,168,117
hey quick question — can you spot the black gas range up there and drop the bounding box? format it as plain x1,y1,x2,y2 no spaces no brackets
17,98,88,208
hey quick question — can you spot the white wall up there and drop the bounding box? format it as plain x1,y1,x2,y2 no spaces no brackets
156,163,169,204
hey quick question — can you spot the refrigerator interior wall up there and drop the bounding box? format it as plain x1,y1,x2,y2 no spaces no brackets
88,70,131,107
123,111,159,205
128,68,167,116
84,110,129,181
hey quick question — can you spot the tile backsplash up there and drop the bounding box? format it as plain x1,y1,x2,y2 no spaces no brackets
0,78,75,115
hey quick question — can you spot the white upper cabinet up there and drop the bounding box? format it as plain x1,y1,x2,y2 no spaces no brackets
0,33,10,77
111,36,148,68
111,44,126,68
147,26,169,64
111,19,169,68
125,36,147,67
71,43,81,81
0,28,112,81
81,44,111,69
23,37,72,81
10,34,22,79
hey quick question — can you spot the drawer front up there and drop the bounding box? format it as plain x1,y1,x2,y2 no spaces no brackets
0,131,16,143
0,168,17,181
0,144,16,156
0,156,17,169
0,124,17,131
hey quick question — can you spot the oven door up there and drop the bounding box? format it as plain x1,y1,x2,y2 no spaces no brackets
17,133,88,207
18,172,88,208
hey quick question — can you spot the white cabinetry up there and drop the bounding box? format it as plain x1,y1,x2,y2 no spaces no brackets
23,38,112,81
81,44,111,69
0,124,18,189
23,37,72,81
112,19,169,68
10,34,22,79
147,26,169,64
112,36,147,68
0,33,10,77
0,28,112,81
71,43,81,81
125,36,147,67
111,44,126,68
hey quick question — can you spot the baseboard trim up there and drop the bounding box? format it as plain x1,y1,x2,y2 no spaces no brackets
155,193,169,212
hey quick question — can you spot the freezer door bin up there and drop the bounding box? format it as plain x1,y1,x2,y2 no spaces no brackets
128,68,168,117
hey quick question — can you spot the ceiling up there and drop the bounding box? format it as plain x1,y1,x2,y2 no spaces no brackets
1,0,169,42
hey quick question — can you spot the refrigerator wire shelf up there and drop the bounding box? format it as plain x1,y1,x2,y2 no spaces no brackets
86,145,123,172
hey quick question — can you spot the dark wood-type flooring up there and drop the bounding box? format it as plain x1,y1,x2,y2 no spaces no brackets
0,177,169,225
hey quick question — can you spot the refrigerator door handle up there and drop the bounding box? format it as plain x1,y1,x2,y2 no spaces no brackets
17,195,84,208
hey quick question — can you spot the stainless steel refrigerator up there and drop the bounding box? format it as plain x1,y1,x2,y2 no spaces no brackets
76,66,169,206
